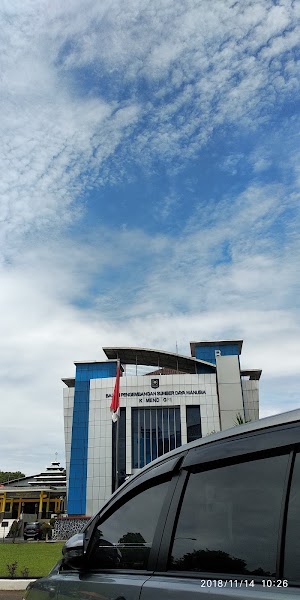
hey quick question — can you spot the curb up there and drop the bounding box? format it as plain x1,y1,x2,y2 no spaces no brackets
0,579,36,590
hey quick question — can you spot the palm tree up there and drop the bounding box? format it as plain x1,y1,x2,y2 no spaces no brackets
234,412,251,426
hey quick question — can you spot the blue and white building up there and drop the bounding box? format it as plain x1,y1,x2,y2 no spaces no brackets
62,340,261,516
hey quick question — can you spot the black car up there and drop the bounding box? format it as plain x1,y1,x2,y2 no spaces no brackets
25,409,300,598
23,522,44,540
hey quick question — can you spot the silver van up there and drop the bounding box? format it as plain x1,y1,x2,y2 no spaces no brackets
24,409,300,599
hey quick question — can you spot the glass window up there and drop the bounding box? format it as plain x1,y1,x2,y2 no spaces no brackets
88,480,169,570
186,406,202,443
284,452,300,582
169,454,289,576
132,408,181,468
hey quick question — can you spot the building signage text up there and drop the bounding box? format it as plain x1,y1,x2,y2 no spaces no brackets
106,389,206,399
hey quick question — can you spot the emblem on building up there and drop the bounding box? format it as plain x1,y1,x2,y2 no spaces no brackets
151,378,159,389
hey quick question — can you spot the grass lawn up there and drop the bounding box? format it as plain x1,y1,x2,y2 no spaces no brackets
0,542,64,578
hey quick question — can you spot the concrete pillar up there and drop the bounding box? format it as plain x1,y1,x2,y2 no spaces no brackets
216,355,244,430
0,491,6,516
38,491,44,519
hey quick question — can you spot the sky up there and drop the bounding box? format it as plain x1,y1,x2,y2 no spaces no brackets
1,0,300,475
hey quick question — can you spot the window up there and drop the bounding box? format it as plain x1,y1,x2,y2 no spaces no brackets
88,480,169,570
132,407,181,468
284,452,300,582
186,406,202,443
169,454,289,576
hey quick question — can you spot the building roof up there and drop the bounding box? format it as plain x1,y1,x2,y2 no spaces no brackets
62,378,75,388
190,339,243,356
27,461,66,487
62,343,261,384
241,369,262,380
102,346,216,374
3,461,66,490
145,367,187,376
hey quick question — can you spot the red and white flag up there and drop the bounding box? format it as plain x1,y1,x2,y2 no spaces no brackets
110,360,121,422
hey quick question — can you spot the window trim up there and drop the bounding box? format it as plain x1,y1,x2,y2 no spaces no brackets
281,446,300,586
83,463,185,573
83,453,185,553
276,449,295,577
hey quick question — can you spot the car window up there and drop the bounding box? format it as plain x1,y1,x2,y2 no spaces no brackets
88,479,169,570
284,452,300,582
169,453,289,576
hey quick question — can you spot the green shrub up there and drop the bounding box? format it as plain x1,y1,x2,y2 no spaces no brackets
6,561,18,578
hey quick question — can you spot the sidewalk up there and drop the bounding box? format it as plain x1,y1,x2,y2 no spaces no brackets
0,579,36,590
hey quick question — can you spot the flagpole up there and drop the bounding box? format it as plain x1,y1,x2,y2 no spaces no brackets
114,358,120,492
110,358,121,493
115,405,120,492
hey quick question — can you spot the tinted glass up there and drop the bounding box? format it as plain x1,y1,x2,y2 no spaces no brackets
169,454,288,576
88,480,169,570
284,452,300,582
186,406,202,443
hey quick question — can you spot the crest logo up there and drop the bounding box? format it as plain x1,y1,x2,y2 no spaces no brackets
151,378,159,389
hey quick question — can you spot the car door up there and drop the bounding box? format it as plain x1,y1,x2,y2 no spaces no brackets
57,474,176,600
140,425,300,599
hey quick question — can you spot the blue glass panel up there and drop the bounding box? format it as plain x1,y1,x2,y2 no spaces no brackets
169,408,175,451
145,410,151,465
150,410,157,460
132,409,139,469
163,408,170,454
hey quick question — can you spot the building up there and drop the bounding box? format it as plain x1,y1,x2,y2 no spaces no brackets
63,340,261,517
0,460,66,522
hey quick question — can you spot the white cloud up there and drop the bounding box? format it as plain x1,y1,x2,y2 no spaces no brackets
2,232,299,473
4,0,296,168
1,167,298,472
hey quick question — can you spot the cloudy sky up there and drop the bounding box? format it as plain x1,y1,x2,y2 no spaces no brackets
1,0,300,475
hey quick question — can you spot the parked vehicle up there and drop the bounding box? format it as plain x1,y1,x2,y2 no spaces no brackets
23,522,43,541
24,409,300,598
23,521,52,541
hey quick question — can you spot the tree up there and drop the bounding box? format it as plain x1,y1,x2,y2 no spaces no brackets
0,471,25,484
40,522,53,542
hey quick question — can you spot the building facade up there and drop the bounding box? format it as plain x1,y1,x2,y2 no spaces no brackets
63,340,261,517
0,460,66,522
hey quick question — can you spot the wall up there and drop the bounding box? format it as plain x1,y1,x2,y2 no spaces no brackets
52,517,89,541
86,372,220,516
216,355,244,429
68,362,117,516
242,379,259,421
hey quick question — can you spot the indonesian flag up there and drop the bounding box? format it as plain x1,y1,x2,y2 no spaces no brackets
110,361,121,422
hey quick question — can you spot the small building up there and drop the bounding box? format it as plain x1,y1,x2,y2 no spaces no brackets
63,339,261,517
0,460,66,522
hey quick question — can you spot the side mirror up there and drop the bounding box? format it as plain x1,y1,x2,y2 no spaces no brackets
62,533,85,569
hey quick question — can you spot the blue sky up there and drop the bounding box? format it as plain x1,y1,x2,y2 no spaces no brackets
1,0,300,474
